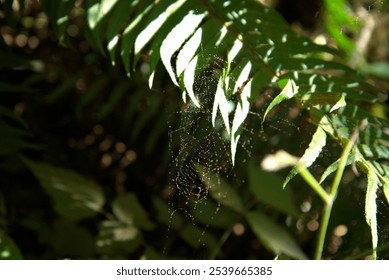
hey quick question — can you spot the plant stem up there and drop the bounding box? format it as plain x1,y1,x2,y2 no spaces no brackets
297,165,332,205
314,127,359,260
314,196,333,260
210,228,232,259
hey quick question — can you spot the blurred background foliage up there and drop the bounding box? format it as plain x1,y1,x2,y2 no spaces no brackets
0,0,388,260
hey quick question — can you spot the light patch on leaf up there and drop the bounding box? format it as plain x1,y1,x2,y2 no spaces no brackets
283,125,327,188
365,166,379,259
330,93,346,113
212,77,230,134
160,12,206,87
134,0,187,56
216,25,228,46
87,0,119,30
381,165,389,205
227,39,243,68
183,56,201,107
263,79,298,123
148,70,155,89
300,126,327,167
176,27,203,77
231,79,252,165
233,61,251,94
22,158,105,221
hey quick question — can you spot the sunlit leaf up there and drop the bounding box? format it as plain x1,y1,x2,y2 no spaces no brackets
382,165,389,205
263,79,298,123
364,164,379,259
86,0,120,52
135,0,187,56
96,220,141,255
160,12,206,87
212,77,231,134
283,125,327,188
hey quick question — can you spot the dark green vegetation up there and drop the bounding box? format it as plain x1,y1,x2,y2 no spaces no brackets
0,0,388,260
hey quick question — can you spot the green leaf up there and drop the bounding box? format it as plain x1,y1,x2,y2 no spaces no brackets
142,246,163,260
248,162,299,217
160,11,206,87
130,93,163,141
0,230,22,260
135,0,187,56
364,164,379,259
0,121,39,155
46,70,83,103
49,0,385,174
96,220,141,255
86,0,120,52
360,62,389,80
195,164,245,214
76,77,109,114
145,113,169,154
40,219,95,258
230,69,273,164
283,125,327,188
212,76,231,135
40,0,77,42
97,82,130,120
112,193,155,230
263,79,298,123
119,2,154,74
382,165,389,205
193,199,240,228
320,106,389,161
230,79,250,164
179,223,218,251
151,196,185,230
23,158,105,221
87,0,119,30
324,0,359,56
246,209,307,260
319,154,355,184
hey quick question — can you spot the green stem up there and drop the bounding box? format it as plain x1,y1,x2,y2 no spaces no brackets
314,197,333,259
210,228,232,260
314,128,359,260
297,165,332,205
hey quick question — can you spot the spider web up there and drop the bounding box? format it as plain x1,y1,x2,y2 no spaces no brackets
165,48,310,257
163,0,389,258
166,57,234,253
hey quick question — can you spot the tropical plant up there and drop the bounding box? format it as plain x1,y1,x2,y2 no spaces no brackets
0,0,388,260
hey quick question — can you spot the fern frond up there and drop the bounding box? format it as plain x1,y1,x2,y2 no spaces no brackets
70,0,380,161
